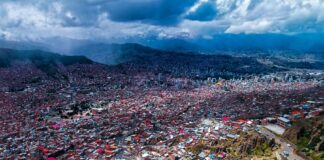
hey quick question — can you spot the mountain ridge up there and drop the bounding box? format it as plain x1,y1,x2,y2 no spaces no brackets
0,48,93,76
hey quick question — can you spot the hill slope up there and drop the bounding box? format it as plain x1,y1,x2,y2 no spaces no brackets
71,42,324,69
0,48,93,76
70,43,158,65
283,116,324,160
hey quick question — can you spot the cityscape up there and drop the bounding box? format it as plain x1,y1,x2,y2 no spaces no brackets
0,0,324,160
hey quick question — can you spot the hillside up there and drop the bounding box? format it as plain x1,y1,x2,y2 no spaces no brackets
0,48,93,76
257,55,324,70
1,39,324,70
68,43,285,79
0,40,47,51
70,43,159,65
72,42,324,70
283,116,324,160
186,131,278,160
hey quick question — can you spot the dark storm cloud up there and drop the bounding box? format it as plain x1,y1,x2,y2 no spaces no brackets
0,0,323,41
103,0,197,25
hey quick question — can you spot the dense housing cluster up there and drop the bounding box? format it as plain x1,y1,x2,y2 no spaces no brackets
0,62,323,159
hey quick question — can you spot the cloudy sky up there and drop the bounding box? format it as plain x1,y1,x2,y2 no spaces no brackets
0,0,324,42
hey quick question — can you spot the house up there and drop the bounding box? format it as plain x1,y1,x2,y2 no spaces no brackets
261,117,276,125
277,117,290,128
291,110,304,120
302,104,311,112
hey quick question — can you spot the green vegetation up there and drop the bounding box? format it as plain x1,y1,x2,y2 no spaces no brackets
283,116,324,160
296,127,311,150
252,142,273,156
187,142,207,154
308,136,321,150
186,133,277,159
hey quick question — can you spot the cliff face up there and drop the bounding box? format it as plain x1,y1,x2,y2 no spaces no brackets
283,116,324,160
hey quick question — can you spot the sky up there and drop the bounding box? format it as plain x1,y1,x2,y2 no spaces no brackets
0,0,323,42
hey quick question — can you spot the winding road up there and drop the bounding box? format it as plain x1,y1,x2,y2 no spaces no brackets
260,127,306,160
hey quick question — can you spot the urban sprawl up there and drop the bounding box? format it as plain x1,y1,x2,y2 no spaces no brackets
0,63,323,159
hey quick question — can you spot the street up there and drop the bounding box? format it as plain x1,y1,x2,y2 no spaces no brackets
260,127,305,160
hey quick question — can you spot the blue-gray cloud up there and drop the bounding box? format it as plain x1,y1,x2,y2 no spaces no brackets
103,0,197,25
0,0,323,41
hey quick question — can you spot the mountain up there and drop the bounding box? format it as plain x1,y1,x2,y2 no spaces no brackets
70,42,324,71
33,41,322,78
141,33,324,54
2,36,324,64
0,48,93,76
65,42,284,76
0,39,47,51
3,38,163,65
69,43,158,65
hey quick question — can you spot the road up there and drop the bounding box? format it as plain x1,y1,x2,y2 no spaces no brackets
260,127,306,160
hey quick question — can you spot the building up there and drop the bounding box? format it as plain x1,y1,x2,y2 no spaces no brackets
277,117,290,128
291,110,304,120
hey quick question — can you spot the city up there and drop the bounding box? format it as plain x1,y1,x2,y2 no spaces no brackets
0,0,324,160
0,48,323,159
